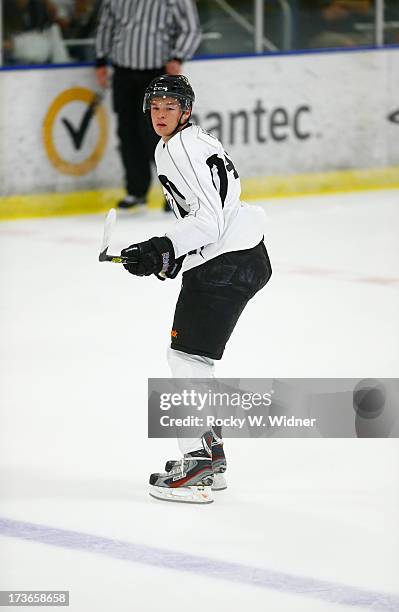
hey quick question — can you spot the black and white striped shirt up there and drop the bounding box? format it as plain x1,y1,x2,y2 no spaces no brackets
96,0,201,70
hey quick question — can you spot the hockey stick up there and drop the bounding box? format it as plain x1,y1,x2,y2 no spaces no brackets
98,208,138,264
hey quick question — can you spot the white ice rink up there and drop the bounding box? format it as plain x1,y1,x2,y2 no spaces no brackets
0,189,398,611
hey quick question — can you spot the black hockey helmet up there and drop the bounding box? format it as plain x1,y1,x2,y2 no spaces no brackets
143,75,195,113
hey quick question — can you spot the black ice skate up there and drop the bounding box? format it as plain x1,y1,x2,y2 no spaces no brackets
150,433,214,504
117,195,146,211
164,431,227,492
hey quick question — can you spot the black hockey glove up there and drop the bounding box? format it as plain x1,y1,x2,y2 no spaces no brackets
155,254,186,281
121,237,175,277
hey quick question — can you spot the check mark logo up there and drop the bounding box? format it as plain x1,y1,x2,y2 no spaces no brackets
388,108,399,125
62,93,102,150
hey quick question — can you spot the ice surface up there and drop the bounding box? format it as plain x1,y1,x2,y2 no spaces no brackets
0,189,398,612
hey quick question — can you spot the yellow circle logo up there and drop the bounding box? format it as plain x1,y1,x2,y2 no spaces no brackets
43,87,108,176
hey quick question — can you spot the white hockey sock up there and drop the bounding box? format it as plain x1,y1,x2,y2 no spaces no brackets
167,347,215,378
167,348,215,455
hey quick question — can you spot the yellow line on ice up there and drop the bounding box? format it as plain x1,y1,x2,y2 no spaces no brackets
242,166,399,201
0,166,398,221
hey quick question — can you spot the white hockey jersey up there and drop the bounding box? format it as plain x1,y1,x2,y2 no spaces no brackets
155,124,266,273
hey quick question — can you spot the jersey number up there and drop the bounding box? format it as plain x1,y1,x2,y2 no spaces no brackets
158,174,188,218
206,153,239,207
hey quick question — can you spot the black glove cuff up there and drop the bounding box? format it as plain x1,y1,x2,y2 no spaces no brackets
166,254,186,279
149,237,175,275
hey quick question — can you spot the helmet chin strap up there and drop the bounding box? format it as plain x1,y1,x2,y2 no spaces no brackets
169,109,192,137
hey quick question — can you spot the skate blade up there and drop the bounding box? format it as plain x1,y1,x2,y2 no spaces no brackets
212,473,227,491
149,485,213,504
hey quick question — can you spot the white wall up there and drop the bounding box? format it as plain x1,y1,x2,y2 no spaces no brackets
0,49,398,196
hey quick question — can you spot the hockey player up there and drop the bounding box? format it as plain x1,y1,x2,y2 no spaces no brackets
121,75,272,504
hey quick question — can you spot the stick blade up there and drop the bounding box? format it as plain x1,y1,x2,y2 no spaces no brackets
99,208,117,262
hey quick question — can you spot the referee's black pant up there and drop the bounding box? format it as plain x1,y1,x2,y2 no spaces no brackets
112,65,164,199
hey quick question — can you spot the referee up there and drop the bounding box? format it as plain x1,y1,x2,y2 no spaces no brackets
95,0,201,211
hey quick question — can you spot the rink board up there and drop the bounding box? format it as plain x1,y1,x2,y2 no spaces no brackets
0,48,398,217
